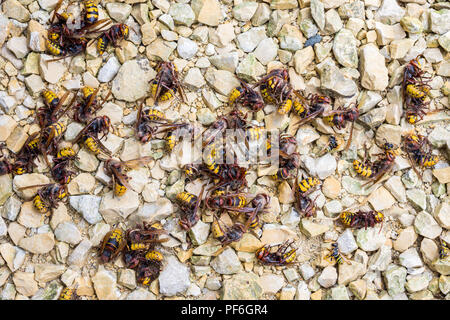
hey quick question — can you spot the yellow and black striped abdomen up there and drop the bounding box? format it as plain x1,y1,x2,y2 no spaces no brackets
421,155,438,168
97,34,109,55
33,195,49,214
340,211,355,226
144,108,165,121
106,229,124,250
114,180,127,197
46,122,66,139
43,90,59,108
260,83,276,104
83,136,100,154
145,250,163,262
57,147,76,159
283,249,296,263
229,87,244,105
129,242,150,251
278,98,292,115
298,177,320,193
353,160,373,178
46,39,64,56
84,0,98,24
59,288,76,300
176,192,197,207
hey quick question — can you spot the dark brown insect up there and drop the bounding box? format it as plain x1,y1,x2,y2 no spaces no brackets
291,92,329,128
136,259,162,286
228,78,264,111
38,90,74,128
51,154,77,185
11,132,41,175
72,87,111,124
256,240,297,266
253,68,292,106
340,210,384,231
96,23,130,55
103,157,153,197
73,116,112,156
353,142,398,187
150,61,186,105
323,104,359,151
175,185,205,231
99,228,127,263
202,110,247,148
19,183,67,216
402,132,439,179
135,102,188,144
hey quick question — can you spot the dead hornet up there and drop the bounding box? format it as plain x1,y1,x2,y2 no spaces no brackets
135,101,189,144
323,104,359,151
11,133,41,175
183,163,204,181
202,110,247,147
402,132,439,179
295,176,321,197
58,286,80,300
403,55,431,99
150,61,186,105
273,152,301,180
206,163,248,194
126,222,168,250
223,193,271,232
136,258,162,286
73,116,112,156
103,157,153,197
19,183,67,217
212,214,248,249
205,192,247,211
404,94,431,124
51,151,77,185
96,23,130,55
353,142,398,186
340,210,384,232
72,87,112,124
294,183,319,218
290,92,329,128
253,68,292,106
317,135,343,156
324,242,351,265
256,240,297,266
228,78,264,112
99,228,127,263
176,185,205,231
46,0,111,60
39,89,75,128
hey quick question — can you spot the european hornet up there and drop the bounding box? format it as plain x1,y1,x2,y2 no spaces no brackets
99,228,127,263
340,210,384,232
73,116,112,156
175,185,205,231
202,109,247,147
323,104,359,151
402,55,433,124
256,240,297,266
205,192,247,211
135,101,189,145
206,163,248,194
123,222,168,268
324,242,350,265
51,151,77,184
46,0,111,60
103,157,153,197
317,135,343,156
228,193,270,231
228,78,264,112
288,92,328,128
402,132,439,179
136,258,162,286
95,23,130,55
294,191,319,218
72,87,112,124
439,239,449,259
18,183,67,217
40,121,67,166
11,133,41,175
296,176,321,197
183,164,204,181
38,89,75,128
150,61,186,105
211,213,252,255
58,286,80,300
353,142,398,186
252,68,292,106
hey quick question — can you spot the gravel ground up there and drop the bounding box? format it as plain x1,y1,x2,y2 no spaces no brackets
0,0,449,300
